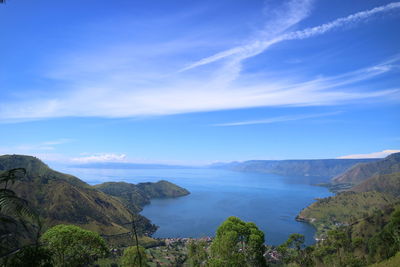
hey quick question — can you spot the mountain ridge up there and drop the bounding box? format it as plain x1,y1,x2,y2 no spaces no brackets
212,158,378,177
333,152,400,184
0,154,189,239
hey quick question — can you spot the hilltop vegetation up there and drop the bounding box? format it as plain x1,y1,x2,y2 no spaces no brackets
333,152,400,184
297,191,397,237
95,180,189,213
351,172,400,197
0,155,135,236
0,155,189,240
299,153,400,238
293,152,400,266
2,153,400,266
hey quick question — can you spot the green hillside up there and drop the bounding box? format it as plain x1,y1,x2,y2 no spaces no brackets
0,155,147,236
369,252,400,267
351,172,400,197
297,191,397,237
0,155,189,242
94,180,190,212
333,152,400,184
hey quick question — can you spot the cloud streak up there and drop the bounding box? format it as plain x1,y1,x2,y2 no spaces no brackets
0,1,399,122
14,139,73,151
182,2,400,71
71,153,127,163
0,56,398,121
213,111,341,126
337,149,400,159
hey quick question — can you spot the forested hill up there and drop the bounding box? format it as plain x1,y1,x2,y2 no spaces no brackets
333,152,400,184
94,180,190,212
212,158,377,177
0,154,189,238
351,172,400,197
0,154,136,235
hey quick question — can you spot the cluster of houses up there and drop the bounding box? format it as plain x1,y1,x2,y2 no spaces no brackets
158,236,213,246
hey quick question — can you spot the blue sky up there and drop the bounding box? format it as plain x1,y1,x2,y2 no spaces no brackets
0,0,399,165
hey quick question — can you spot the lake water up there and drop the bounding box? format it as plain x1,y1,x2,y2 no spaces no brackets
57,166,332,246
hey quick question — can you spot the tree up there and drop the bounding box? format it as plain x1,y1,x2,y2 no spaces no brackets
277,234,309,266
0,168,39,261
187,240,208,267
41,224,108,267
0,168,34,227
121,245,149,267
369,207,400,262
5,245,53,267
209,216,266,267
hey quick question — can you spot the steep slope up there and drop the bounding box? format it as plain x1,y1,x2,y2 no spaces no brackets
297,191,397,236
94,180,190,213
351,172,400,197
370,252,400,267
333,153,400,184
214,159,377,177
0,155,155,235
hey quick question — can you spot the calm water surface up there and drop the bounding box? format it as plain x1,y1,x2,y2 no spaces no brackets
57,167,332,246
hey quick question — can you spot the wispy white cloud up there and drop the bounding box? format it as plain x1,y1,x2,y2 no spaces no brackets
0,1,399,122
284,2,400,41
180,0,314,72
0,139,74,163
14,139,73,151
214,111,341,126
337,149,400,159
0,57,397,121
71,153,127,163
182,2,400,71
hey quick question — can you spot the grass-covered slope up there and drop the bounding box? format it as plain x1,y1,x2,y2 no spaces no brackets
369,252,400,267
0,155,155,236
137,180,190,199
333,152,400,184
94,180,190,212
297,191,397,237
351,172,400,197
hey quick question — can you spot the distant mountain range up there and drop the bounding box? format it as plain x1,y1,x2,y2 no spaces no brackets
211,158,378,177
333,152,400,184
298,152,400,237
0,154,190,243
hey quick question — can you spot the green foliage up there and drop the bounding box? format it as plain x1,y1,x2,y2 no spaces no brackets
368,207,400,262
0,168,34,219
280,207,400,266
41,224,108,267
0,168,40,263
121,246,149,267
351,172,400,197
369,252,400,267
210,216,266,267
5,245,53,267
278,234,309,266
94,180,190,213
298,191,396,237
311,229,366,267
188,240,208,267
0,155,159,238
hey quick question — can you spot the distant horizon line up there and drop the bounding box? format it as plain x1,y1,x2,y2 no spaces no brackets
2,150,399,168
